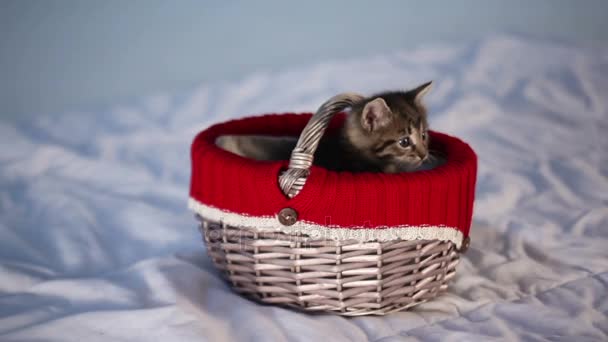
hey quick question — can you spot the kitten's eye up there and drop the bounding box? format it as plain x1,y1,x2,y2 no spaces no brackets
398,137,411,148
422,131,427,140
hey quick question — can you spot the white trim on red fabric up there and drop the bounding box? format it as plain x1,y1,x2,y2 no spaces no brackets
189,198,464,248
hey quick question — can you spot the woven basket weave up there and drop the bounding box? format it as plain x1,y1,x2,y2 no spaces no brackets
198,216,460,316
189,93,476,315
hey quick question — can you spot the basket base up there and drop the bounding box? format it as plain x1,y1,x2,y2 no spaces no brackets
196,215,460,316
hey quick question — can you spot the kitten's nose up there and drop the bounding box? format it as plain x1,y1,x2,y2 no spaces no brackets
416,150,427,160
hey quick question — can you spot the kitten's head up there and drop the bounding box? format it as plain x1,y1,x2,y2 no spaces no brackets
345,81,433,173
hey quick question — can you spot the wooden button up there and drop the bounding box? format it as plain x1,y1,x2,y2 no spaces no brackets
278,207,298,226
459,236,471,253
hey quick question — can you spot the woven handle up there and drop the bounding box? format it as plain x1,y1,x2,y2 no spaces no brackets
278,93,365,198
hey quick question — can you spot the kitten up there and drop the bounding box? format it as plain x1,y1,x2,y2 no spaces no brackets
316,81,434,173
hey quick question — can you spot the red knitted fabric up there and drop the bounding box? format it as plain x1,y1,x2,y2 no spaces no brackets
190,113,477,237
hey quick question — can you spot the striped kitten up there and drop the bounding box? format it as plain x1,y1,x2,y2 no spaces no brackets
316,81,434,173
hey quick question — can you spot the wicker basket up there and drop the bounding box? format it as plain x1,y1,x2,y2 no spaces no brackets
189,94,477,316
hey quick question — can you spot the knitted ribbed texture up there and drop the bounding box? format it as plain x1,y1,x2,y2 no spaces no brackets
190,113,477,237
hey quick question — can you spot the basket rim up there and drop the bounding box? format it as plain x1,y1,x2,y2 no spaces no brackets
194,113,475,181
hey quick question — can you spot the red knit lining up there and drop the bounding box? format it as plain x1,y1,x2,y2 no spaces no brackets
190,113,477,236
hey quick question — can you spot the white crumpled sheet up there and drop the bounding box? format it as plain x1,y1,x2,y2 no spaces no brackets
1,35,607,341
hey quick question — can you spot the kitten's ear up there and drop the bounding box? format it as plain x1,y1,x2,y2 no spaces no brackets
361,98,392,132
412,81,433,106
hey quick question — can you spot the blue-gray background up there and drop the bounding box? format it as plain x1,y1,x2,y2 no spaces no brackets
1,0,607,120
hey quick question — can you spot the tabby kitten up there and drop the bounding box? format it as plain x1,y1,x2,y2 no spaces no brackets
316,81,434,173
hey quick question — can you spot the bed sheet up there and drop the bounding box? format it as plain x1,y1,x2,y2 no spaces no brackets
1,34,607,341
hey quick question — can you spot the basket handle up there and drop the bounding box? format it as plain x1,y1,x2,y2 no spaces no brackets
278,93,365,198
